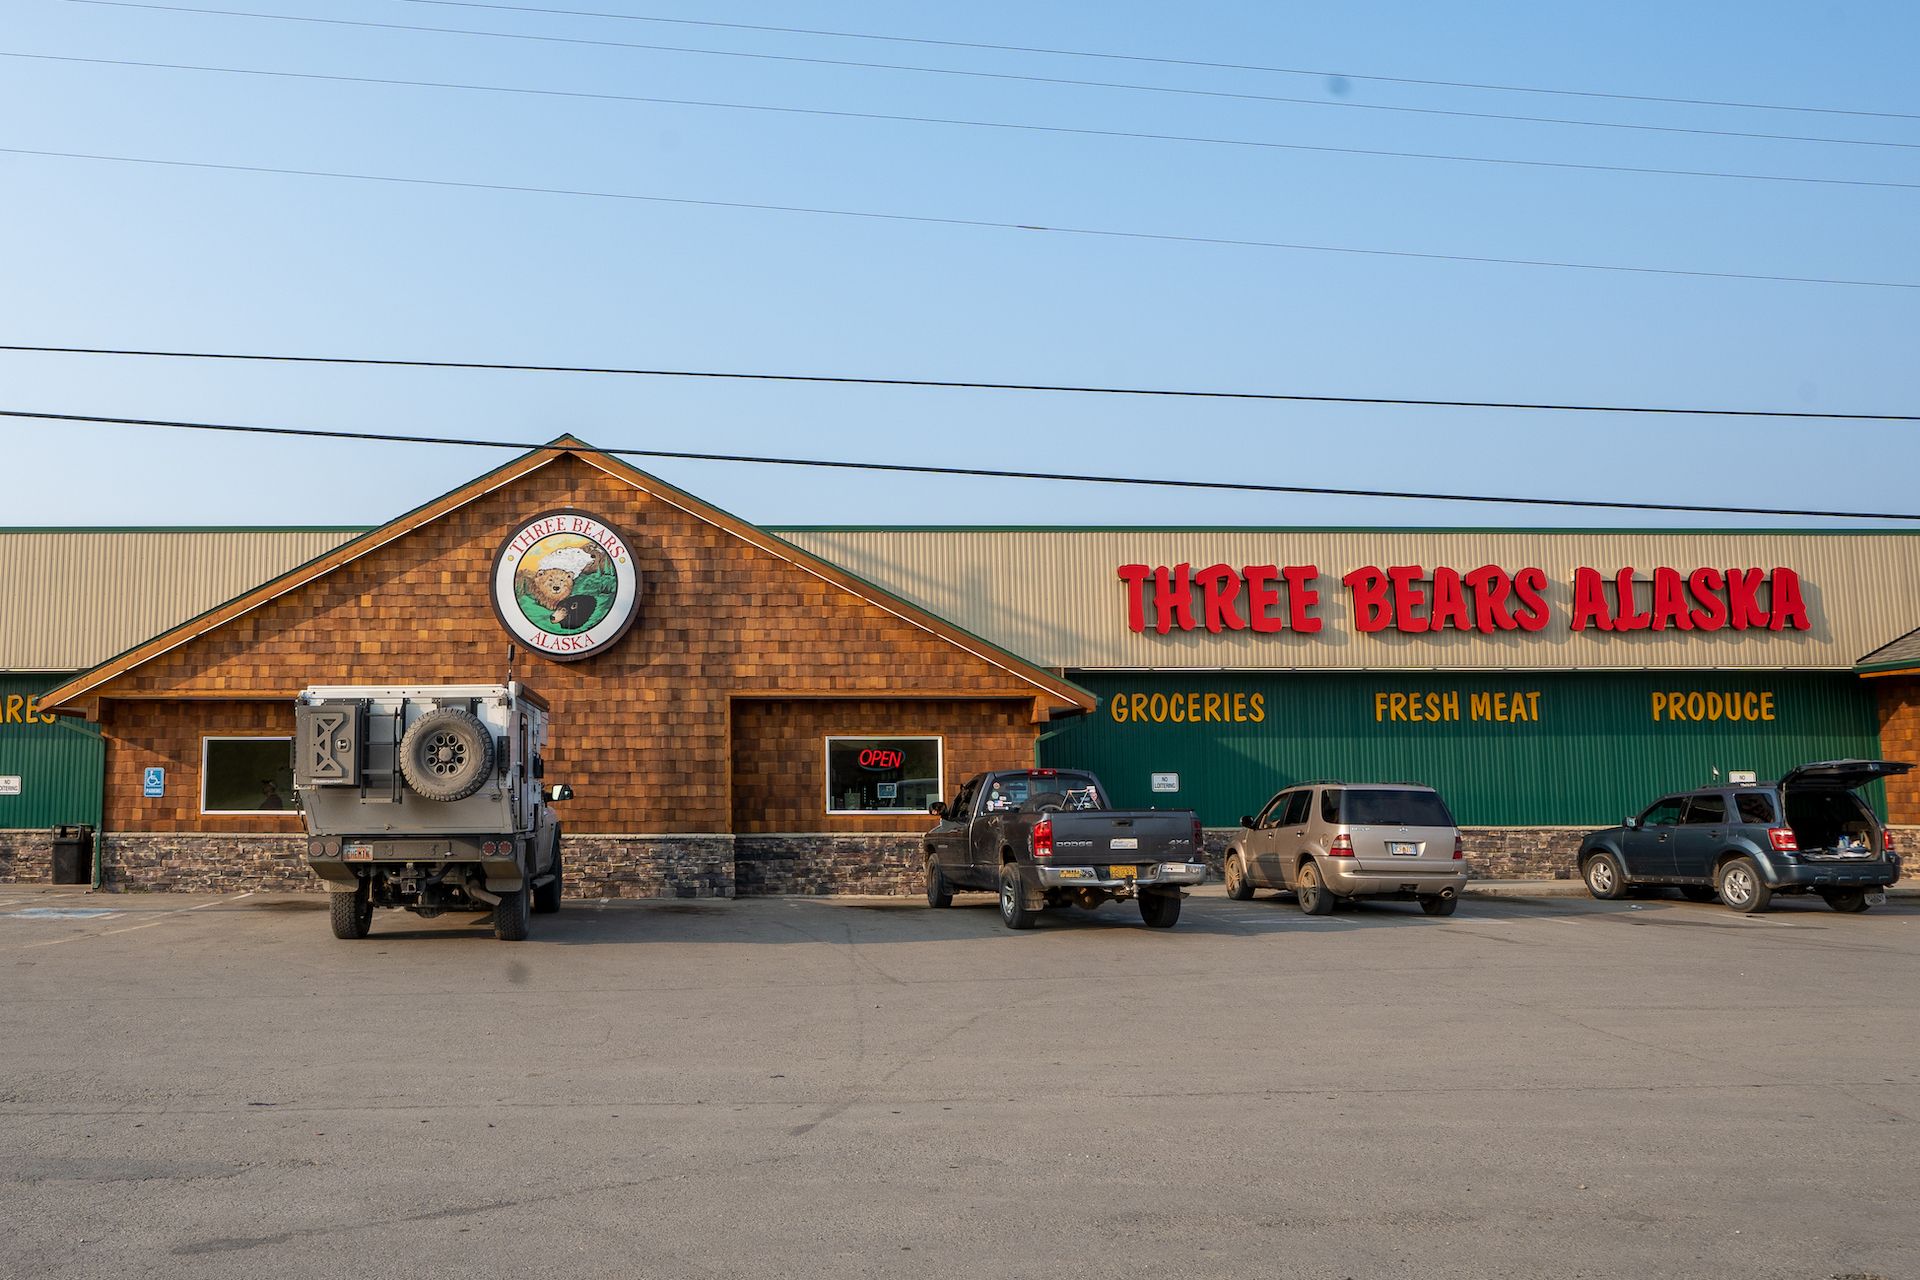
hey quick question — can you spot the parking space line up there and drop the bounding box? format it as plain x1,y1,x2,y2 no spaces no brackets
17,892,255,948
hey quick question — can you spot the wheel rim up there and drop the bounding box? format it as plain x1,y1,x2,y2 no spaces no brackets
1589,859,1615,893
424,730,468,777
1226,858,1242,894
1299,866,1318,907
1723,866,1754,904
1001,875,1015,919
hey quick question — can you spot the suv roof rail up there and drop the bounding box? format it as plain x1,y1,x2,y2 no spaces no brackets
1296,779,1345,788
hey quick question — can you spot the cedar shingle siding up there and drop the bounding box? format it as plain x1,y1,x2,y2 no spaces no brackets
82,452,1073,839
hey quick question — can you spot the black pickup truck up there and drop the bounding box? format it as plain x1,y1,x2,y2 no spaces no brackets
923,769,1208,929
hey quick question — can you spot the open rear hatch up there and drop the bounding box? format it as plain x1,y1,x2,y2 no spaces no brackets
1779,759,1911,859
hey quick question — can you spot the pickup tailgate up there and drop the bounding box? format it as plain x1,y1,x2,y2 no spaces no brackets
1044,810,1199,871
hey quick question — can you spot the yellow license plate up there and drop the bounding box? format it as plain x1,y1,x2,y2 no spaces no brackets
1108,864,1138,880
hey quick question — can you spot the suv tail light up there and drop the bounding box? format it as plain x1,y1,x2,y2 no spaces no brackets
1328,833,1354,857
1885,828,1897,853
1031,817,1053,859
1452,834,1465,860
1767,827,1798,852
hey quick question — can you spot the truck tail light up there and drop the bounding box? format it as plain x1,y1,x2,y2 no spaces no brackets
1031,817,1053,859
1328,834,1354,857
1767,828,1798,852
1885,828,1897,853
1191,817,1205,849
482,840,497,855
1453,834,1465,860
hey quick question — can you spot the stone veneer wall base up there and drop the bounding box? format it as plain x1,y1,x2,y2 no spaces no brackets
17,826,1919,892
0,829,57,885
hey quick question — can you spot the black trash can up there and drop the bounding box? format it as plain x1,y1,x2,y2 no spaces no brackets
51,825,95,885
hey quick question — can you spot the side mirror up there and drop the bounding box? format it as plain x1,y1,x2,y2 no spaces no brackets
1239,815,1256,829
1623,816,1638,830
547,784,574,803
927,800,948,819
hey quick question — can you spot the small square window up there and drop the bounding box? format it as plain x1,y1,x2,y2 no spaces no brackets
825,737,942,815
202,737,294,815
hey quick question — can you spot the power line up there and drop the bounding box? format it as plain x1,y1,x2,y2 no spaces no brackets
72,2,1920,151
3,406,1915,521
10,51,1917,195
5,345,1916,423
402,0,1920,126
6,146,1915,291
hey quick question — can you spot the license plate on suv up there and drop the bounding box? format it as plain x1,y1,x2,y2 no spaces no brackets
1390,841,1418,857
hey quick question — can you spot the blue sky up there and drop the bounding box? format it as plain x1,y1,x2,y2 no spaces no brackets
2,0,1916,528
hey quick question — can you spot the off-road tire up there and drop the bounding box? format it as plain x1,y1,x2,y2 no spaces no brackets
1679,886,1719,904
1418,893,1458,917
925,855,953,908
494,881,532,941
329,884,372,939
1718,856,1772,914
1821,888,1871,913
1138,890,1182,928
1583,852,1628,901
1296,860,1336,916
398,707,495,802
532,833,563,915
999,863,1037,930
1224,853,1254,901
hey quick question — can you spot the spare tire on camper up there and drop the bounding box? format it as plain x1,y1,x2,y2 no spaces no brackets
398,706,495,801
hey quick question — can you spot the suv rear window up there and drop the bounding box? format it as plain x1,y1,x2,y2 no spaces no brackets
1735,793,1777,824
1321,788,1454,827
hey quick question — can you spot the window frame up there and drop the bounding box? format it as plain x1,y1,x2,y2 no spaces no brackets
199,735,295,816
823,735,944,817
1735,792,1778,825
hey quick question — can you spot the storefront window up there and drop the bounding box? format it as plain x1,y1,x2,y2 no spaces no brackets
201,737,294,814
825,737,942,815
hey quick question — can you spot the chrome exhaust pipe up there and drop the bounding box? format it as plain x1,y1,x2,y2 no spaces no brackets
1440,887,1457,901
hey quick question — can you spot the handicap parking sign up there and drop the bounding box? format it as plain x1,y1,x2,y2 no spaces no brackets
142,767,165,798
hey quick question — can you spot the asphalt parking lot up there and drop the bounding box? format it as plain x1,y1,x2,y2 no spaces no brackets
4,884,1917,1280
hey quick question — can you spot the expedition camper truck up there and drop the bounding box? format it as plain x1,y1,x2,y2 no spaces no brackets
294,683,570,941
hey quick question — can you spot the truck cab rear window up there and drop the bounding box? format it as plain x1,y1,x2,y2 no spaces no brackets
978,772,1105,814
1322,788,1454,827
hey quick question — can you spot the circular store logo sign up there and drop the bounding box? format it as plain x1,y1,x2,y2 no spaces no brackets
491,509,641,661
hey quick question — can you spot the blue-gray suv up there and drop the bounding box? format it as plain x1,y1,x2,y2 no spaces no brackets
1578,760,1910,914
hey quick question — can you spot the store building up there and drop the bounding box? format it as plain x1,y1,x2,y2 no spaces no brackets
24,440,1092,895
8,439,1920,891
775,527,1920,880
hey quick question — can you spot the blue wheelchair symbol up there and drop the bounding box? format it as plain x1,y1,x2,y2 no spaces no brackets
142,767,165,798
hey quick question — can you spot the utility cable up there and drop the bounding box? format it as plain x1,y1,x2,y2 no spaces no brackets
69,2,1920,151
4,146,1913,291
3,407,1917,521
8,52,1917,194
3,345,1915,422
401,0,1920,125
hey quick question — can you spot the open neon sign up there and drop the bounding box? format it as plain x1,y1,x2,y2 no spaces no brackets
857,748,906,770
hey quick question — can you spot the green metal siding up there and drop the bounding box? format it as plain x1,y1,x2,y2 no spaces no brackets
0,675,102,829
1039,672,1885,827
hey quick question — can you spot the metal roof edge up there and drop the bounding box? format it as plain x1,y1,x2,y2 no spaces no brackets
770,525,1920,536
0,526,374,534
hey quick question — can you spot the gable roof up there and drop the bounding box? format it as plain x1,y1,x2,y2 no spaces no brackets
1857,625,1920,676
40,437,1096,719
